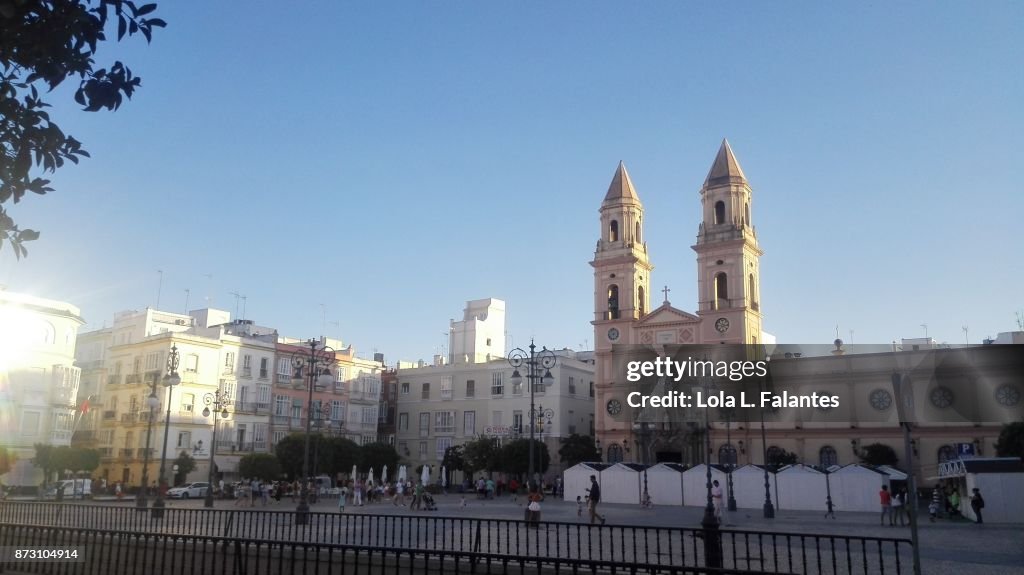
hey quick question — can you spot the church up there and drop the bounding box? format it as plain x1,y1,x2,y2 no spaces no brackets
591,139,764,464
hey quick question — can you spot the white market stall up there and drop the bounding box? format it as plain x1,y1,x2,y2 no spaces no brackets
830,463,890,512
729,465,778,510
932,458,1024,524
562,463,610,502
646,463,686,506
601,463,647,504
775,464,828,511
682,464,728,507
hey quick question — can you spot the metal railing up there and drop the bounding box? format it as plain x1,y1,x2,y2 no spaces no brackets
0,502,912,574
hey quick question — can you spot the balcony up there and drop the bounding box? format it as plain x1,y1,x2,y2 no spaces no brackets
120,413,138,424
119,448,133,459
125,373,142,385
275,374,292,386
49,430,72,445
136,448,155,459
258,370,269,380
289,418,304,431
144,371,161,385
102,410,117,420
98,447,114,457
255,402,271,414
139,411,156,423
233,402,255,415
271,415,289,426
241,367,252,379
107,375,122,386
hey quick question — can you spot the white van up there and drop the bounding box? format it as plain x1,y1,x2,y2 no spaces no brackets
45,479,92,500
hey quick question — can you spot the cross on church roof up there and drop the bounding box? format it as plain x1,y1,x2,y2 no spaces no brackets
662,285,671,305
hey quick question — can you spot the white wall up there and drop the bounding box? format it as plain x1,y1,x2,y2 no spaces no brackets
775,465,827,511
965,473,1024,523
831,465,889,513
682,465,727,507
730,465,778,510
602,464,641,504
563,463,603,502
646,464,684,506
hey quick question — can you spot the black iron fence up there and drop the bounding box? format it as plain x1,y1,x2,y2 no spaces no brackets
0,502,912,574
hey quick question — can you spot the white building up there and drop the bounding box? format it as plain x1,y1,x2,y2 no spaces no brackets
0,290,85,482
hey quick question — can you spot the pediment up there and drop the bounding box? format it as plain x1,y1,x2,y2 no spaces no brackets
637,304,700,325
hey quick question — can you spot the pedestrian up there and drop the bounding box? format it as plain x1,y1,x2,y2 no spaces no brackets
892,488,906,526
711,480,723,520
354,479,363,506
413,480,424,511
577,495,584,517
587,475,606,525
949,489,960,518
969,488,984,524
115,482,123,500
929,485,942,522
338,483,348,513
879,485,893,526
509,478,519,503
527,488,543,525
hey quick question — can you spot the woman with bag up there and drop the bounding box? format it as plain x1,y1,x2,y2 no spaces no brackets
527,489,543,526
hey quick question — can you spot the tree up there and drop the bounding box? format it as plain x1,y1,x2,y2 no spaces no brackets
318,436,360,477
498,438,550,477
995,421,1024,459
442,445,465,473
359,442,400,475
858,443,899,467
274,434,307,479
0,447,15,476
0,1,166,258
462,436,501,474
172,452,196,485
766,447,799,470
238,453,281,481
558,434,600,468
32,443,56,487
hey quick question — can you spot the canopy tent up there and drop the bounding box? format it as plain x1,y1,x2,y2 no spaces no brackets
562,462,611,502
831,463,890,512
682,464,728,507
775,464,827,511
601,463,647,504
645,463,686,506
729,465,778,510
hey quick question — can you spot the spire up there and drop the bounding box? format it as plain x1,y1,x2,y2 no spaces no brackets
603,161,639,203
703,139,747,187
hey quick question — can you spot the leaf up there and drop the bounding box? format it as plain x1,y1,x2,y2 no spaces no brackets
137,4,157,15
146,18,167,28
118,16,127,40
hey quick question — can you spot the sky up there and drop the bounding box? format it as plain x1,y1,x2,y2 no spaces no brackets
1,1,1022,364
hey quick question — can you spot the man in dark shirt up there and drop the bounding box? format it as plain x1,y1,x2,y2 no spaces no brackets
587,475,606,525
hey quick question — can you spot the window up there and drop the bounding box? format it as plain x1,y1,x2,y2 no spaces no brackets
133,357,142,374
291,401,302,420
819,446,838,468
276,358,291,377
590,381,594,398
748,274,757,309
745,202,750,226
491,411,502,426
185,354,199,373
259,357,269,379
718,444,737,465
638,286,645,316
609,219,619,242
441,376,452,400
398,412,409,431
274,395,289,416
419,413,430,437
635,220,641,243
512,411,523,434
714,272,728,307
180,393,195,413
491,372,503,396
463,411,475,436
465,379,475,398
568,376,576,395
336,367,347,383
436,437,452,461
937,445,956,463
419,441,428,459
272,430,286,446
242,354,252,376
19,411,41,436
434,411,455,433
224,352,235,374
176,431,191,449
332,400,346,422
607,443,623,463
607,285,619,319
257,384,271,407
361,407,376,424
421,382,430,400
145,352,160,370
714,200,726,225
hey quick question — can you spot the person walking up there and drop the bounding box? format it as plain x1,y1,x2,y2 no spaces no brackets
929,485,942,522
338,483,348,513
354,479,363,507
587,475,606,525
892,488,906,526
879,485,893,526
711,480,723,520
413,480,424,511
970,488,985,524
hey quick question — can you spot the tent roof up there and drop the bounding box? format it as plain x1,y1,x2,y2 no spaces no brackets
567,462,612,472
650,463,687,473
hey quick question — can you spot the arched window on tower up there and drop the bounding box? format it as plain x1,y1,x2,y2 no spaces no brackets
607,443,624,463
714,201,726,225
609,220,619,242
748,274,758,311
635,221,641,243
607,284,620,320
718,444,737,466
745,202,751,226
820,445,838,468
714,272,728,309
637,286,645,316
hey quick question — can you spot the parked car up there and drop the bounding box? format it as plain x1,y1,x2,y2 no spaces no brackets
166,482,210,499
42,479,92,500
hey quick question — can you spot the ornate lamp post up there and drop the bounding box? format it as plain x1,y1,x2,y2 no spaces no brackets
151,344,181,519
311,403,332,478
759,359,775,519
633,421,652,502
292,339,335,525
508,341,556,491
202,389,230,508
136,387,160,510
723,408,737,512
698,371,723,568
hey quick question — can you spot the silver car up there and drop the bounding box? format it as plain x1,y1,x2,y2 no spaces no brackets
166,482,210,499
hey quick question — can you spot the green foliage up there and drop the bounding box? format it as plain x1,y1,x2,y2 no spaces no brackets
767,447,800,470
462,436,501,474
0,0,165,258
858,443,899,467
32,443,55,486
0,447,15,476
442,445,465,473
274,434,307,479
238,453,281,481
558,434,600,467
319,436,360,477
172,452,196,485
359,442,400,475
995,421,1024,458
498,438,550,476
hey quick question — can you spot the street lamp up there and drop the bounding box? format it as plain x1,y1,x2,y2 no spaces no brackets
292,339,335,526
759,348,775,519
151,344,181,519
202,389,230,508
311,403,332,478
697,371,723,568
633,421,652,504
508,340,556,491
136,388,160,510
722,408,737,512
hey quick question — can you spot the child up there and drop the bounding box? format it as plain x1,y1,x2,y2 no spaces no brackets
338,484,348,513
576,496,584,517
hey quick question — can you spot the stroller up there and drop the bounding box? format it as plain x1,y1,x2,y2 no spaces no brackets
420,491,438,511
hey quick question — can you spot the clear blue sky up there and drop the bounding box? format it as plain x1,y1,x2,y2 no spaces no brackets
2,1,1022,362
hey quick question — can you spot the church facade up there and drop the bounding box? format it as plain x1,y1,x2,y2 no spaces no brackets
591,140,764,464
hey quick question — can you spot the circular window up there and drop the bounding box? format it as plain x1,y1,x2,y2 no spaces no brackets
869,389,893,411
995,384,1021,407
929,387,955,409
815,390,835,411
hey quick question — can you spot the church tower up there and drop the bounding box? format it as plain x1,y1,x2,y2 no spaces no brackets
591,162,653,329
692,139,764,344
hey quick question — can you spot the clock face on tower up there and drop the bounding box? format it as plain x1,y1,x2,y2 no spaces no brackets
715,317,730,334
606,399,622,415
607,328,620,341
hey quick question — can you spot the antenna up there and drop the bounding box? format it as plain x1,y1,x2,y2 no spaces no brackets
240,295,247,320
184,289,190,314
962,325,969,347
848,330,854,346
920,324,928,339
156,270,163,309
229,292,242,319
